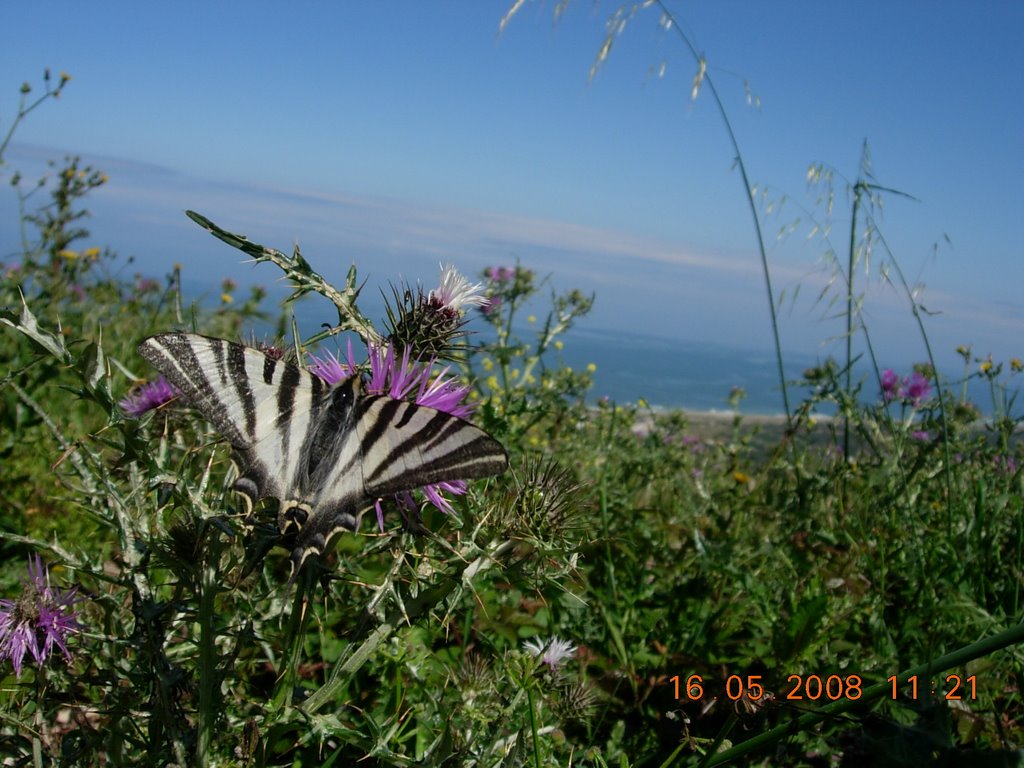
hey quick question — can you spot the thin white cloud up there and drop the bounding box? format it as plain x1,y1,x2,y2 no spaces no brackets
3,144,1017,363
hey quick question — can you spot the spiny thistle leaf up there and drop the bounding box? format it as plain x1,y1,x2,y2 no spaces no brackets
185,210,380,347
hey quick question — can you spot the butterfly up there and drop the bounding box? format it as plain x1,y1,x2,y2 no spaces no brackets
139,332,508,574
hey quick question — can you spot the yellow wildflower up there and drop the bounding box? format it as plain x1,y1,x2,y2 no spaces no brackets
980,360,992,373
220,293,234,304
554,340,564,351
57,249,78,260
84,247,101,260
1011,358,1022,373
733,471,750,484
486,375,499,390
527,315,536,324
586,363,597,373
510,369,520,380
637,398,648,408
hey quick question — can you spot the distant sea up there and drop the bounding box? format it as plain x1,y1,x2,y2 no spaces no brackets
498,325,1011,418
263,295,799,414
542,325,804,415
192,283,1008,419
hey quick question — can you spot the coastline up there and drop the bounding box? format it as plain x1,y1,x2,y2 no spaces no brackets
641,408,1020,462
630,409,798,444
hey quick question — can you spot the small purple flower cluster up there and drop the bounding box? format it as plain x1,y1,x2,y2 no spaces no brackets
480,265,519,316
955,450,1020,476
135,277,160,294
993,453,1019,475
880,368,932,407
0,556,83,678
663,433,705,454
486,266,516,283
479,296,502,316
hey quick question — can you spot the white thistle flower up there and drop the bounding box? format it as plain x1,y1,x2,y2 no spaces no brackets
429,263,486,312
522,635,577,669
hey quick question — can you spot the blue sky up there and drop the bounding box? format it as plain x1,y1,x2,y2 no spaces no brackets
2,2,1022,378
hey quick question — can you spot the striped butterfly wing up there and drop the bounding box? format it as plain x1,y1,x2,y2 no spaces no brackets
138,333,332,512
353,394,509,497
138,333,508,572
290,385,508,570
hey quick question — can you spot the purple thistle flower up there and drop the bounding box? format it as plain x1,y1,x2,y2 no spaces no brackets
416,364,474,419
479,295,502,316
486,266,516,283
0,556,83,678
308,337,358,386
422,480,467,515
120,376,179,416
880,369,900,402
994,454,1019,475
428,264,486,315
252,340,286,361
371,343,422,400
902,371,931,406
910,430,931,441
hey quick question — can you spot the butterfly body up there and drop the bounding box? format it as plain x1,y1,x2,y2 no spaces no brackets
139,333,507,572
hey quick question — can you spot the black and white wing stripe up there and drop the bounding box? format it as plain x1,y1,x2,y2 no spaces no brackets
354,395,509,497
138,332,328,508
138,332,508,572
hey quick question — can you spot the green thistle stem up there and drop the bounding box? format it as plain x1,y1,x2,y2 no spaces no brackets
195,561,219,767
526,684,542,768
655,0,792,428
270,571,316,715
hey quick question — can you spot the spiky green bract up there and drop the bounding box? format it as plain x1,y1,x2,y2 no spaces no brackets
498,455,586,545
382,281,468,361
